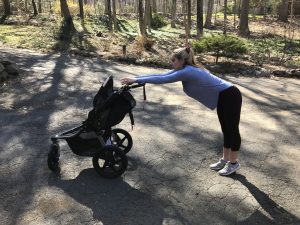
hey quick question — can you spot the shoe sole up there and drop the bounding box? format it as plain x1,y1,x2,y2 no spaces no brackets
210,166,225,171
218,164,241,176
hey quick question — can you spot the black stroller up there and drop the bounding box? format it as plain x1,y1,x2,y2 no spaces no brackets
48,76,145,178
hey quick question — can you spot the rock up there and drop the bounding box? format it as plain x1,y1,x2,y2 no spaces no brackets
0,58,13,66
256,67,270,77
0,63,5,73
290,69,300,76
5,64,19,75
273,70,288,77
0,71,9,82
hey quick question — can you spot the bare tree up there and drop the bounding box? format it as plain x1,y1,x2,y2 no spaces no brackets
238,0,250,37
152,0,157,13
139,0,146,36
25,0,28,12
32,0,38,15
223,0,227,35
60,0,74,29
79,0,84,20
145,0,151,33
187,0,191,36
112,0,117,31
204,0,214,28
278,0,289,22
233,0,237,29
106,0,113,31
263,0,267,20
38,0,42,13
171,0,177,28
197,0,203,38
2,0,11,16
183,0,189,41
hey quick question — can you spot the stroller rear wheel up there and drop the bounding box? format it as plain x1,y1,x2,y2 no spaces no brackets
92,146,128,178
47,144,60,171
111,128,133,154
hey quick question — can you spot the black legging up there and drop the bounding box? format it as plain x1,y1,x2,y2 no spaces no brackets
217,86,242,151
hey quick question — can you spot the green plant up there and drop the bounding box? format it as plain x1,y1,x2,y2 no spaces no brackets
151,14,168,30
193,35,248,63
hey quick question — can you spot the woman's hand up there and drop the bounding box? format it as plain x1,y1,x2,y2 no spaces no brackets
121,77,136,85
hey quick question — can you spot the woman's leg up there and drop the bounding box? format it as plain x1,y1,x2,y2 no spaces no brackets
217,86,242,175
223,147,231,161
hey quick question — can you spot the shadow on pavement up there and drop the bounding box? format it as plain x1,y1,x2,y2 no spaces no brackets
48,168,167,225
228,174,300,225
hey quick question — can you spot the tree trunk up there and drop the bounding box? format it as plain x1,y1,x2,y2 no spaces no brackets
3,0,11,15
105,0,109,14
25,0,28,12
238,0,241,18
233,0,237,29
32,0,38,15
187,0,192,31
223,0,227,35
145,0,151,32
183,0,189,41
196,0,203,38
171,0,176,28
38,0,42,13
79,0,84,20
138,0,146,36
60,0,74,29
263,0,267,20
214,0,219,23
278,0,289,22
118,0,122,14
106,0,113,31
238,0,250,37
152,0,157,13
204,0,213,28
112,0,117,31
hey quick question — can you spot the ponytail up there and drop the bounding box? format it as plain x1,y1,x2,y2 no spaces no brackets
173,46,205,69
173,47,196,66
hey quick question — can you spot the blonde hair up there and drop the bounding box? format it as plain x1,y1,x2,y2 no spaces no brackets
173,47,207,69
173,47,196,66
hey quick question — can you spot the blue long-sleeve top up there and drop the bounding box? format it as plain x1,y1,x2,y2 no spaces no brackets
135,65,233,110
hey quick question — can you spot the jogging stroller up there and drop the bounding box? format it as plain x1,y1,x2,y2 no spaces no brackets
48,76,145,178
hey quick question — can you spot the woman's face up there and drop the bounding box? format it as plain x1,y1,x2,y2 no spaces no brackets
171,56,185,70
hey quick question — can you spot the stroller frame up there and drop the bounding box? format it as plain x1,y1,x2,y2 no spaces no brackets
48,76,144,178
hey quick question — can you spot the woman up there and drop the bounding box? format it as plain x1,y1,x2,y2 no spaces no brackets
121,47,242,176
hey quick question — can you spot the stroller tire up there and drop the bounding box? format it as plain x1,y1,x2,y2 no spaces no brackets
111,128,133,154
47,144,60,171
92,146,128,178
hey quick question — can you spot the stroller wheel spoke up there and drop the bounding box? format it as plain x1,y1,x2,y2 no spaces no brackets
119,137,126,144
102,160,109,168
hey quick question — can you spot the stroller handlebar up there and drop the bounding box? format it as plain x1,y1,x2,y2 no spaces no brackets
128,83,145,89
117,83,147,101
118,83,145,92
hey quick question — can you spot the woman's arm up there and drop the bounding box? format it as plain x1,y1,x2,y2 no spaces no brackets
135,68,187,84
137,70,175,78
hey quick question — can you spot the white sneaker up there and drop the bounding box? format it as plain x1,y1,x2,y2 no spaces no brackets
209,159,228,171
218,161,241,176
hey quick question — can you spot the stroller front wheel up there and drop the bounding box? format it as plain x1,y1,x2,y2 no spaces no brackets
92,146,128,178
111,128,133,154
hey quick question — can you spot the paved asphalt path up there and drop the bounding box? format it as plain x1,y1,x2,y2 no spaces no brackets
0,48,300,225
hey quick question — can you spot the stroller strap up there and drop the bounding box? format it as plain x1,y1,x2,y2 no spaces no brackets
129,110,134,130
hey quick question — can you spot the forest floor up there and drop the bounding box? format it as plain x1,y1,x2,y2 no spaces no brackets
0,47,300,225
0,14,300,78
